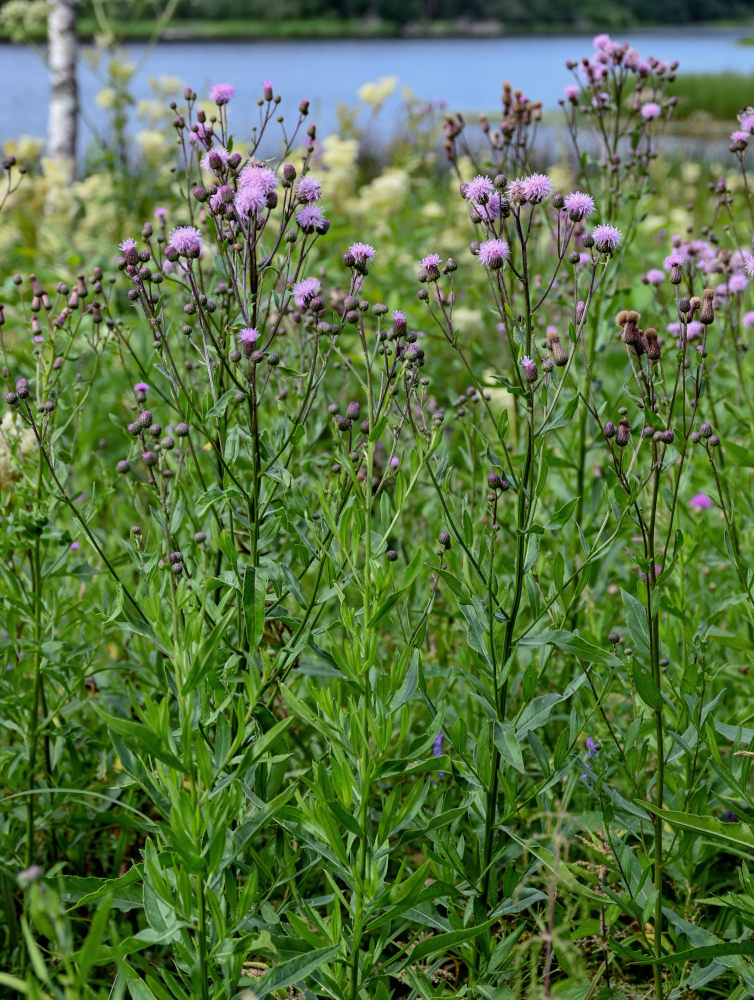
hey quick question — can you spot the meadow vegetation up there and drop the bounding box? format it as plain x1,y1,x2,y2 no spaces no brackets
3,31,754,1000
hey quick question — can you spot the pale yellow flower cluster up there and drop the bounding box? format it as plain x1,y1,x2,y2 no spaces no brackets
357,76,398,108
0,413,36,492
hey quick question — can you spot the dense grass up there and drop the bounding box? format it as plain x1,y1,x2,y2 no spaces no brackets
670,70,754,122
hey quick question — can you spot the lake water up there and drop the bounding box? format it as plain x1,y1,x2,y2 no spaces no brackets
1,27,754,153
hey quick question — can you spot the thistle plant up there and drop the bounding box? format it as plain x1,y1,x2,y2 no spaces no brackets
4,34,754,1000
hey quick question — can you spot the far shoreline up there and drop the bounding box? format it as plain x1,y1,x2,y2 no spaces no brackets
1,16,754,45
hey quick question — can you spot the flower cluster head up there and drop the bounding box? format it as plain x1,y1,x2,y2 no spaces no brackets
463,175,495,204
169,226,202,258
744,254,754,279
477,238,509,269
119,237,139,265
209,82,235,106
644,268,665,286
296,205,328,234
419,253,441,280
296,176,322,203
521,172,552,204
348,242,376,269
592,223,622,254
239,327,260,356
690,493,714,512
293,276,321,310
641,101,661,121
563,190,595,221
521,356,538,383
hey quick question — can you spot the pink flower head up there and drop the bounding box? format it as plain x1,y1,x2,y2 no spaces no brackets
293,276,321,309
134,382,149,393
645,268,665,285
263,80,274,100
349,242,376,267
464,175,495,203
238,328,260,357
119,237,137,254
210,83,235,105
564,84,580,100
638,564,663,582
664,251,686,271
521,355,538,382
592,223,622,254
743,311,754,329
563,190,595,221
731,130,749,146
201,146,230,172
154,206,167,219
239,164,278,196
506,177,528,204
690,493,714,511
235,185,267,217
474,193,501,220
296,176,322,203
742,112,754,133
729,272,749,293
169,226,203,257
420,253,441,269
478,238,509,269
296,205,327,233
641,102,661,121
744,254,754,278
522,173,552,204
686,321,704,341
593,33,612,49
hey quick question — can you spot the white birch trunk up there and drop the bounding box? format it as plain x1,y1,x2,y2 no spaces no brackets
47,0,78,177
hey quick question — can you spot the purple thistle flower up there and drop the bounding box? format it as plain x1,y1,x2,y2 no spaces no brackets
564,84,580,100
293,276,321,309
154,207,167,219
521,355,538,382
464,175,495,203
592,223,622,254
169,226,202,257
690,493,714,511
209,82,235,105
474,193,501,220
743,311,754,329
239,327,260,356
731,130,749,146
641,101,661,120
521,172,552,204
645,268,665,285
235,185,267,217
200,146,230,172
119,238,137,254
729,272,749,294
563,191,595,221
239,164,277,195
742,112,754,133
70,541,80,551
349,242,376,266
296,176,322,204
420,253,441,269
506,177,528,204
744,254,754,279
296,204,327,233
477,238,509,269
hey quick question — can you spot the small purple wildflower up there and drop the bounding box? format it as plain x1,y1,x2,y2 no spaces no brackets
645,268,665,285
564,84,580,100
478,238,509,269
296,205,327,233
729,272,748,294
743,311,754,329
641,101,661,120
296,176,322,203
464,175,495,203
592,223,622,254
154,207,167,219
209,82,235,105
235,185,267,217
119,238,137,255
563,190,595,221
70,541,80,551
521,355,538,382
744,254,754,278
239,164,278,195
239,328,260,356
521,172,552,204
349,242,376,267
134,382,149,393
293,276,321,309
433,731,444,777
169,226,202,257
690,493,714,511
420,253,441,269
